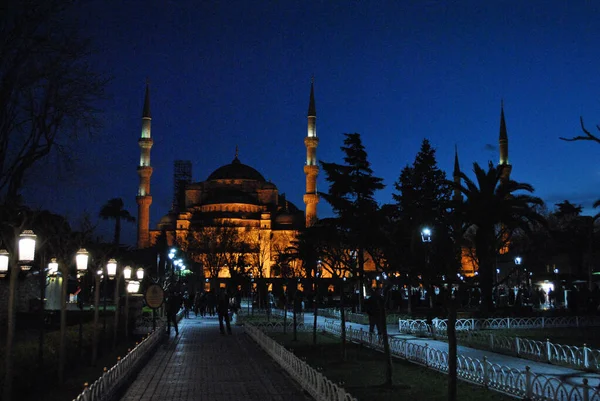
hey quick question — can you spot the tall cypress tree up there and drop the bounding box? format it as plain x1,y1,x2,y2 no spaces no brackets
320,133,384,310
393,139,452,308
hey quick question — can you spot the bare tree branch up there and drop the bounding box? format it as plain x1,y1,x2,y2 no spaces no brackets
559,116,600,144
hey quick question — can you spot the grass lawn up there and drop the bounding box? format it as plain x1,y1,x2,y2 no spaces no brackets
487,326,600,348
23,338,142,401
270,332,515,401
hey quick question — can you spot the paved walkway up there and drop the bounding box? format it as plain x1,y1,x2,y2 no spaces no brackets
118,316,312,401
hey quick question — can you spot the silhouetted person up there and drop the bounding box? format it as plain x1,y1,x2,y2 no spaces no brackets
365,289,384,335
294,290,304,320
166,291,182,335
206,290,216,316
217,288,232,335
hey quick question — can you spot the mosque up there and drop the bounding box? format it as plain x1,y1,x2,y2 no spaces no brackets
134,79,512,280
134,82,320,279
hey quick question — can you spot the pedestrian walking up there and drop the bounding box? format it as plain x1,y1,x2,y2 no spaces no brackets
166,290,182,336
365,288,384,335
217,288,232,335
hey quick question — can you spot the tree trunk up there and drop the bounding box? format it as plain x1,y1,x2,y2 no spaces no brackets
91,276,100,366
113,276,121,349
114,216,121,246
340,283,347,361
3,263,19,401
293,303,298,341
58,270,68,384
447,293,457,401
407,283,412,314
313,282,318,346
476,229,495,315
283,292,287,334
38,256,46,367
381,289,393,386
358,249,365,312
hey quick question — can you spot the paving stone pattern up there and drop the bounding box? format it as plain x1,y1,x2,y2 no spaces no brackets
119,316,313,401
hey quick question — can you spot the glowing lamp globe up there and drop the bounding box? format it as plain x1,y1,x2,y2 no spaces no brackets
48,258,59,276
127,280,140,293
123,265,132,280
76,249,89,273
136,267,144,280
18,230,36,269
106,259,117,278
0,249,8,277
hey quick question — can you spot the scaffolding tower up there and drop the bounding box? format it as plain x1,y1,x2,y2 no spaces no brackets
173,160,192,212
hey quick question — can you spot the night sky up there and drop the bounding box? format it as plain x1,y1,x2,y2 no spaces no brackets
20,1,600,245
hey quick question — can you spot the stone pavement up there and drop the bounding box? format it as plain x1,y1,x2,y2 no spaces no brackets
118,316,313,401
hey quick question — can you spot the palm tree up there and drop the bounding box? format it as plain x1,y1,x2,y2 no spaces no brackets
594,199,600,221
453,162,544,314
99,198,135,246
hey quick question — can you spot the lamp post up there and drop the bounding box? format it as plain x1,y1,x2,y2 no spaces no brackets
106,258,124,350
76,249,89,359
122,266,144,341
421,227,433,308
91,267,103,366
513,256,522,305
2,229,37,401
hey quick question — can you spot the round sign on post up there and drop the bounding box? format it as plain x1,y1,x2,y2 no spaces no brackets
144,284,165,309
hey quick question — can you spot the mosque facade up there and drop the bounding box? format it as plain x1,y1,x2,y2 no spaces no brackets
135,82,319,279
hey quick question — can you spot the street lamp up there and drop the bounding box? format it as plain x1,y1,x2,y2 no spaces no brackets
122,265,141,341
421,227,433,308
48,258,59,277
76,248,89,277
3,229,37,401
74,249,89,360
0,249,8,278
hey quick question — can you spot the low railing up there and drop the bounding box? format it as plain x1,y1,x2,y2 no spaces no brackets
432,329,600,372
399,316,600,334
72,310,183,401
72,328,164,401
245,323,357,401
322,319,600,401
319,308,404,325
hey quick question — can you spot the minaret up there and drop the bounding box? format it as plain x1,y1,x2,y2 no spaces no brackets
498,100,512,182
303,77,319,227
453,145,461,203
136,82,153,248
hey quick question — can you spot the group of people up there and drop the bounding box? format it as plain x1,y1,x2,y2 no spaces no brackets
165,287,239,336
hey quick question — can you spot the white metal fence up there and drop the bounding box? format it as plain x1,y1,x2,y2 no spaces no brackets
320,319,600,401
72,328,164,401
245,323,357,401
399,316,600,334
432,329,600,372
72,310,182,401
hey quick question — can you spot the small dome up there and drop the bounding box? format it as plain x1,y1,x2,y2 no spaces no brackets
207,157,265,182
158,213,176,229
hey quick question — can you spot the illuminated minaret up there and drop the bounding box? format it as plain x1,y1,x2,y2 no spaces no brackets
303,78,319,227
136,82,153,248
498,101,512,183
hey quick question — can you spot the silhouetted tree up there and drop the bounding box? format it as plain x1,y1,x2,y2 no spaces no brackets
0,0,108,203
453,162,544,314
99,198,135,246
320,133,384,311
393,139,452,308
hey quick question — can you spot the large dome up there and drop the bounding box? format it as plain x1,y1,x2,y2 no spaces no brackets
207,157,266,182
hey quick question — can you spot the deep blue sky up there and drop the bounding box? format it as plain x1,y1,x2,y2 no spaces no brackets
21,1,600,245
